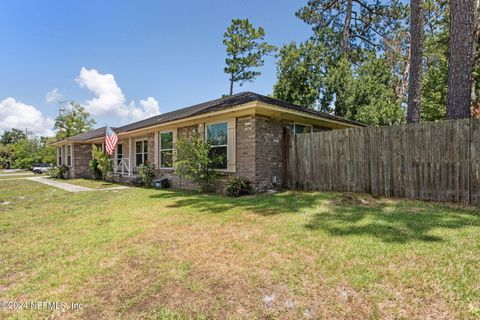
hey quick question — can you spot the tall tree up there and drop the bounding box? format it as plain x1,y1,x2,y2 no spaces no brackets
54,102,95,140
223,19,276,95
0,128,27,145
421,0,449,120
295,0,407,60
446,0,475,119
273,40,325,108
407,0,424,123
470,0,480,115
273,0,407,125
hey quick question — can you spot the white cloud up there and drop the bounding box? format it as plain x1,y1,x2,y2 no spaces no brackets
133,97,161,121
0,98,54,136
46,88,62,103
76,67,160,122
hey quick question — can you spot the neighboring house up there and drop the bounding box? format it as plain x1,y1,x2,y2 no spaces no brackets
52,92,364,191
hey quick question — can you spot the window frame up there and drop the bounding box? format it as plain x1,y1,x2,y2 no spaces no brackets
205,121,228,171
66,144,72,167
57,146,62,166
115,143,123,166
159,131,174,169
135,139,148,167
293,123,313,134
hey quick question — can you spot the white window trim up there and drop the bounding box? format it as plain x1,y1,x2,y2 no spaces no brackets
134,138,148,167
66,144,73,167
57,146,63,166
294,123,313,134
205,121,229,171
159,131,173,169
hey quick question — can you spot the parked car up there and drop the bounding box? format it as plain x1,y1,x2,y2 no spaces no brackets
31,163,52,174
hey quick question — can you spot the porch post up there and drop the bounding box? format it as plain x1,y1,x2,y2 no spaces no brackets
154,131,159,168
128,137,132,176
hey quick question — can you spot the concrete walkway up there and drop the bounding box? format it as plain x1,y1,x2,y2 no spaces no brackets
24,176,129,192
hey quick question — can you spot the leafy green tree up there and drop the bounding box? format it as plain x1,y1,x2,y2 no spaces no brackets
353,55,406,125
421,11,449,121
322,54,405,125
12,138,42,169
273,41,325,109
54,102,95,140
90,145,112,181
224,19,276,95
37,137,56,164
1,128,27,145
273,0,408,125
173,131,221,192
0,144,14,169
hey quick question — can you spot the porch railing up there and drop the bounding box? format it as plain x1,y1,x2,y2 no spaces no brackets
112,158,130,176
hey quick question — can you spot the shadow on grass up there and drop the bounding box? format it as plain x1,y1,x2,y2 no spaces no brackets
150,190,480,244
305,197,480,243
150,190,331,216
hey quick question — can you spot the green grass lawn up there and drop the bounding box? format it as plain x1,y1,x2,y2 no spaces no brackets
0,179,479,319
0,172,35,179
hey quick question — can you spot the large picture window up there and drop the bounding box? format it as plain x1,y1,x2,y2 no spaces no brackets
135,140,148,167
206,122,227,169
160,131,173,168
66,145,72,167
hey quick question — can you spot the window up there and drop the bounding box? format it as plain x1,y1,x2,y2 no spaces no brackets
116,144,123,165
66,145,72,167
206,122,228,169
294,123,312,134
135,140,148,166
57,147,62,165
160,131,173,168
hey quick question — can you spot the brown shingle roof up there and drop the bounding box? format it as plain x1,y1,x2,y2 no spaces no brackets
59,92,365,142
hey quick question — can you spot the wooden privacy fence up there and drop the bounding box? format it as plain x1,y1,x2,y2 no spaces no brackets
284,118,480,205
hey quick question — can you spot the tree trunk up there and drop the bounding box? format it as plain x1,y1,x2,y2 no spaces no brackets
396,41,411,102
342,0,353,55
470,0,480,114
229,74,234,96
446,0,475,119
406,0,424,123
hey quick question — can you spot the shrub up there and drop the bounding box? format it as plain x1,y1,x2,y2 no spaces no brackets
88,158,102,180
226,176,254,197
91,145,112,180
138,162,156,187
48,165,68,179
173,131,222,192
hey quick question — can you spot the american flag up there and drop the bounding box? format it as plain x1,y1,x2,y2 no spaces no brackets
105,125,118,155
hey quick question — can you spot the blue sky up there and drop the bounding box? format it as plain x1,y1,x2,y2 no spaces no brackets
0,0,311,135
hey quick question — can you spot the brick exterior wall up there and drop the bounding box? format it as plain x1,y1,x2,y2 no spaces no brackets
235,115,287,192
177,125,198,139
71,144,92,179
65,116,291,193
235,116,256,183
254,115,285,191
147,133,155,166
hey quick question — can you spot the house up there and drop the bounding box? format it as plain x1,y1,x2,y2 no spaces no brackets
51,92,364,191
